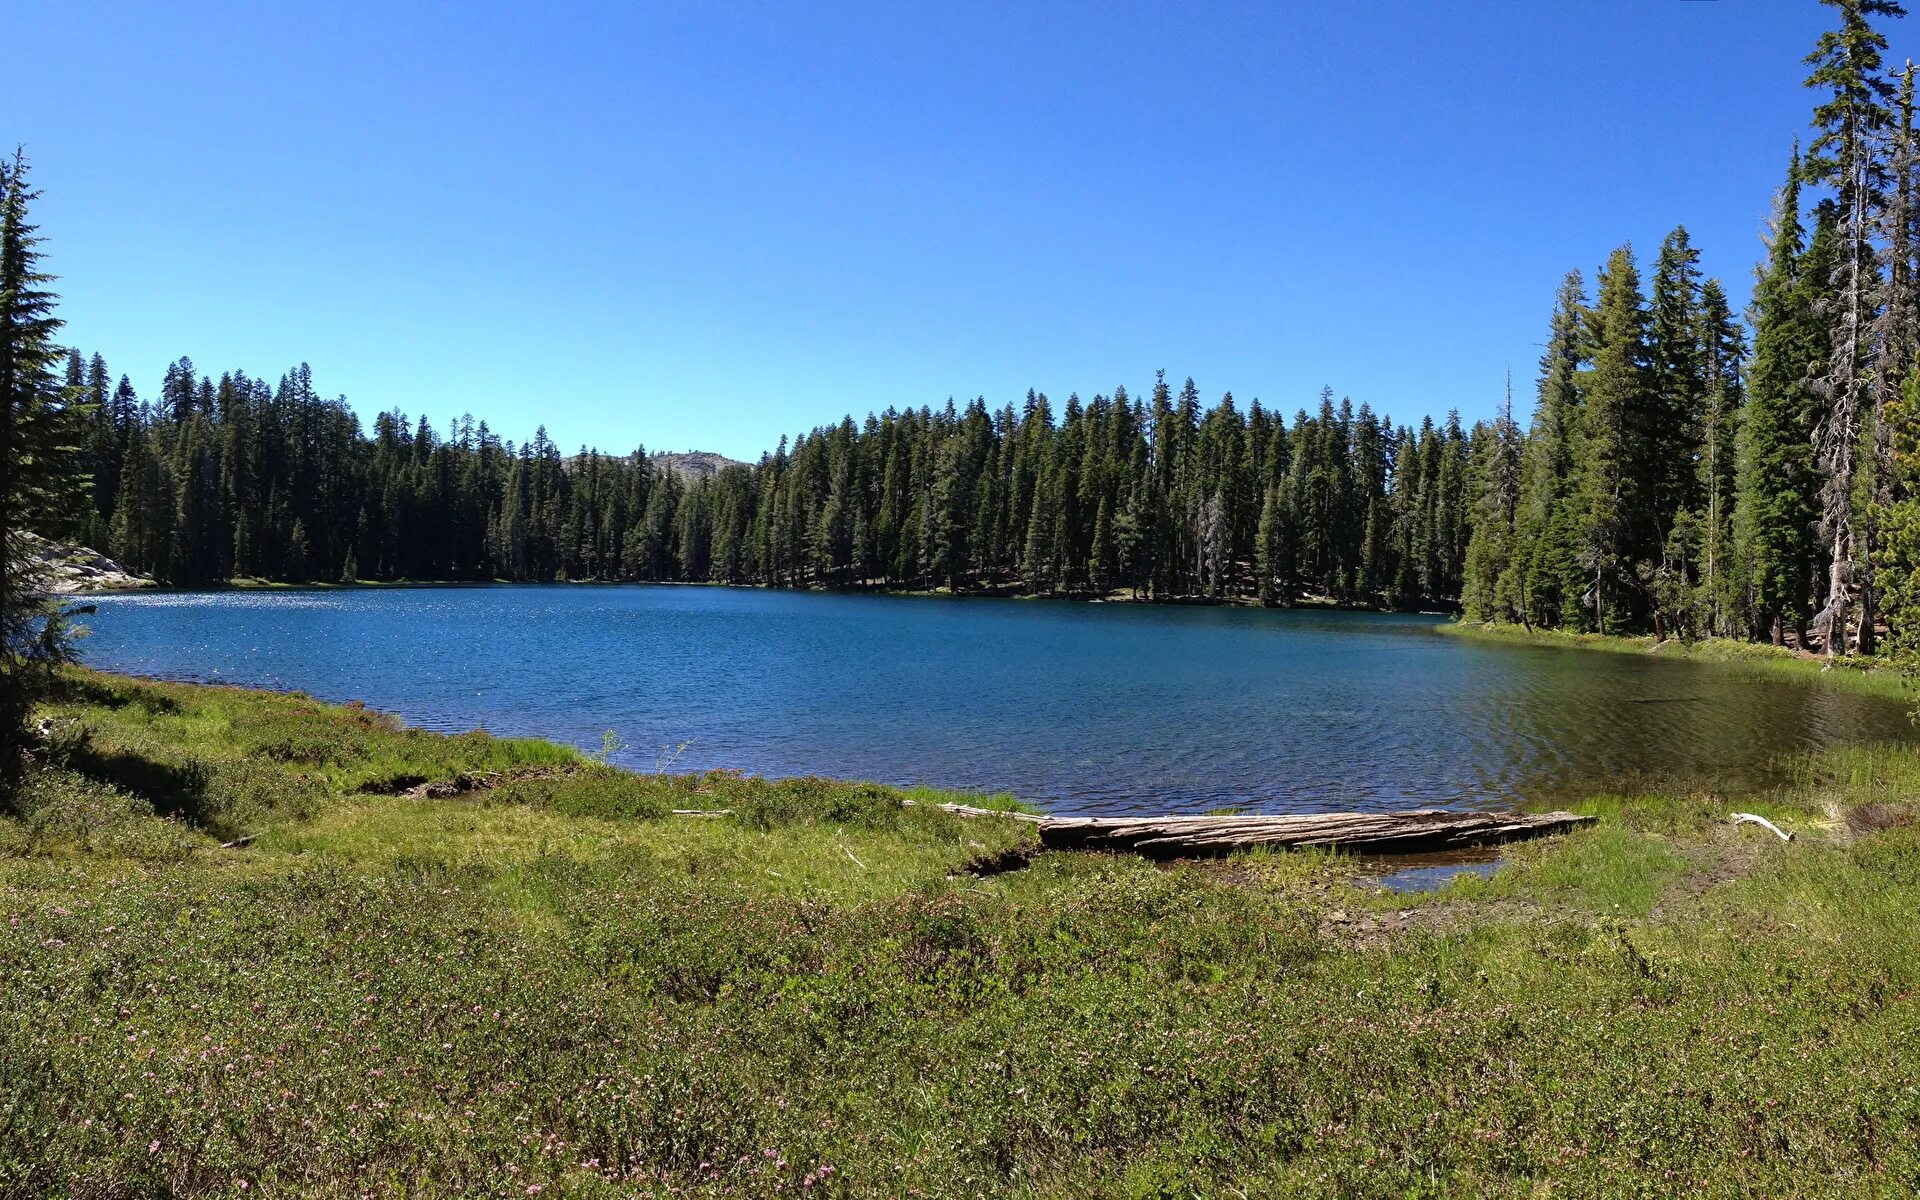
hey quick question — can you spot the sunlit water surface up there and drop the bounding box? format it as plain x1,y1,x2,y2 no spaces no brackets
76,586,1917,816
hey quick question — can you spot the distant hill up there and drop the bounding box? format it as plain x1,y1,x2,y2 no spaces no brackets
649,450,746,482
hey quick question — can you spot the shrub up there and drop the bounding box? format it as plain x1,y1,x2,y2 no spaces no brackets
495,767,673,821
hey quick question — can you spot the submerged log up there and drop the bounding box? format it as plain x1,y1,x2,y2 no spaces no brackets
934,804,1594,859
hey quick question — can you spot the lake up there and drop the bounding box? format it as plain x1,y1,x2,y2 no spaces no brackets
74,586,1917,816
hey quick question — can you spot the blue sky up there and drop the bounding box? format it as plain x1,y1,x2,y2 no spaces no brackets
15,1,1881,460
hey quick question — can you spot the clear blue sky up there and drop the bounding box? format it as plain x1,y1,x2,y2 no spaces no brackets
15,0,1886,460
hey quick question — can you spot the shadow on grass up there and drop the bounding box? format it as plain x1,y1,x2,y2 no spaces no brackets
59,743,211,826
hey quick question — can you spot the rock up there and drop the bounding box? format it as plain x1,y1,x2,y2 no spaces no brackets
13,531,154,593
648,451,747,482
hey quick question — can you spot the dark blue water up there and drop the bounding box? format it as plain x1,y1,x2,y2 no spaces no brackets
74,586,1917,815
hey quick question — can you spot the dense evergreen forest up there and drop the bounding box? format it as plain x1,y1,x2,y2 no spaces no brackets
47,354,1477,608
15,0,1920,656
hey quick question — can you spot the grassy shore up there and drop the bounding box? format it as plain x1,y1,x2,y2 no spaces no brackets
8,671,1920,1196
1439,618,1919,702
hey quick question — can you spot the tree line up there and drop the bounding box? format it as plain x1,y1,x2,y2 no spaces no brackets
51,351,1483,608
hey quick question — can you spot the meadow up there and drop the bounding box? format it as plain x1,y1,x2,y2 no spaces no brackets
6,668,1920,1197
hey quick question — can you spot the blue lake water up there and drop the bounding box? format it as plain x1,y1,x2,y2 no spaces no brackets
73,586,1918,816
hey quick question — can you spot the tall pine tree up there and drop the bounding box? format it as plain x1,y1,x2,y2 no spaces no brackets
0,153,90,802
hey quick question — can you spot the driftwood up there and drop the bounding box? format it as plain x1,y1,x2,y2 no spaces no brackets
934,804,1593,860
1731,812,1795,842
379,767,568,800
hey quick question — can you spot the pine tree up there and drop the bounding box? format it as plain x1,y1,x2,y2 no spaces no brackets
1805,0,1905,653
1254,482,1285,606
1735,150,1824,645
0,153,90,801
1572,247,1651,633
1462,376,1523,621
1694,280,1746,635
287,518,310,583
1864,63,1920,652
1089,495,1114,593
1515,272,1589,629
1876,64,1920,654
1647,227,1707,530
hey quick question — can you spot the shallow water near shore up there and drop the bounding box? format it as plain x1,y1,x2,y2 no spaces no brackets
76,585,1919,816
1369,854,1505,893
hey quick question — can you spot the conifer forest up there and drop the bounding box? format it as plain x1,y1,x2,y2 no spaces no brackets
22,0,1920,658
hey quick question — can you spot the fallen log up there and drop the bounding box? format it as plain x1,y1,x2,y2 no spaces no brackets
384,766,568,800
931,802,1043,823
1731,812,1794,842
931,805,1593,860
403,770,503,799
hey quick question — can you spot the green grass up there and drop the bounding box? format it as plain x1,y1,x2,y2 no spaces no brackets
1448,820,1690,915
9,670,1920,1195
1439,617,1920,702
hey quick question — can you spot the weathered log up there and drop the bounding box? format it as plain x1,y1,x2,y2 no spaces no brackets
1731,812,1794,842
931,802,1044,823
931,805,1593,859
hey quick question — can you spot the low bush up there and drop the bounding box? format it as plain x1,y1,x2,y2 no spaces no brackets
494,766,675,821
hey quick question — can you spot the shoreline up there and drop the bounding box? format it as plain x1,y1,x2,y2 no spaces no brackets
1436,619,1915,702
65,570,1436,614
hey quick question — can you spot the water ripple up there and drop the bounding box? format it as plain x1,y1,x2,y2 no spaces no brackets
77,587,1920,816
